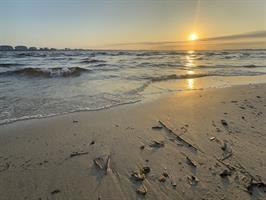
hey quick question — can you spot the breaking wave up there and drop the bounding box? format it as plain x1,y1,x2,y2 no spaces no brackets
0,67,91,77
0,63,25,68
242,64,266,68
147,73,212,82
80,58,106,64
126,73,212,95
0,99,142,126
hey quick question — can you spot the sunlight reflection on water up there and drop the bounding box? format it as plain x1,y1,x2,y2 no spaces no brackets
187,79,194,89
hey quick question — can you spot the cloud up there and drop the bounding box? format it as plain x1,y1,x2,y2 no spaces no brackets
199,30,266,41
161,40,266,50
108,30,266,49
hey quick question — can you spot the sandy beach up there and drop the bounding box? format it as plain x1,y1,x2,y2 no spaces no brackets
0,83,266,200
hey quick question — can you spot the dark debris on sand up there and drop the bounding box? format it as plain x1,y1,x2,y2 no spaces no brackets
149,140,165,148
70,151,88,158
152,125,163,130
247,180,266,195
221,119,228,127
220,169,232,178
51,189,60,195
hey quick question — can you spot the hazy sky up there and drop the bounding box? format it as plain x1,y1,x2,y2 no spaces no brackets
0,0,265,49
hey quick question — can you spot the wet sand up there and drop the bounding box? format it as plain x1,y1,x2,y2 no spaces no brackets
0,83,266,200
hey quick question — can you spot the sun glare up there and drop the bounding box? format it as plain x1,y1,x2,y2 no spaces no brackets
189,33,198,41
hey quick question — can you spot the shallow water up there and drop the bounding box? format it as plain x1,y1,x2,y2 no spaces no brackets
0,49,266,124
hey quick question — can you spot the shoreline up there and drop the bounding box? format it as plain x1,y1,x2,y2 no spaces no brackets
0,83,266,199
2,75,266,127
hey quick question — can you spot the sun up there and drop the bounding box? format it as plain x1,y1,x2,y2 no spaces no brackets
189,33,198,41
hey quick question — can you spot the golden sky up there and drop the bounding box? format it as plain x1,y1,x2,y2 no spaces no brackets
1,0,265,50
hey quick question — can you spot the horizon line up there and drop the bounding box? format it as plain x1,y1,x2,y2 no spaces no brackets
1,30,266,51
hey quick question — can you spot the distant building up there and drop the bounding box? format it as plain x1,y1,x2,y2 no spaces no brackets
0,45,14,51
15,46,28,51
50,48,57,51
39,47,49,51
29,47,37,51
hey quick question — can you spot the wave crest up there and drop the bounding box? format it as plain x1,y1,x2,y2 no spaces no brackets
0,67,91,77
149,73,210,82
80,58,106,64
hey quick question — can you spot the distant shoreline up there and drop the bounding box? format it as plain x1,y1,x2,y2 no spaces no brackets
0,45,86,51
0,45,266,52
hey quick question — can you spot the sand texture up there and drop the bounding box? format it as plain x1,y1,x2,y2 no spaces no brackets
0,84,266,200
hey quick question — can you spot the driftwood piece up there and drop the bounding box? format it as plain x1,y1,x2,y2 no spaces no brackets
215,157,235,171
221,152,233,161
220,140,233,161
235,162,266,195
236,162,266,185
61,151,89,163
149,140,165,148
131,171,145,181
152,126,163,130
136,185,147,195
247,180,266,195
187,175,199,186
70,151,89,158
216,157,266,195
186,156,197,168
158,120,201,152
94,155,111,173
106,155,111,172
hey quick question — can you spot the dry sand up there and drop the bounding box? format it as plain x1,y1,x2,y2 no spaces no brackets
0,83,266,200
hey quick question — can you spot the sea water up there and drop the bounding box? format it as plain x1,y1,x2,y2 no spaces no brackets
0,50,266,124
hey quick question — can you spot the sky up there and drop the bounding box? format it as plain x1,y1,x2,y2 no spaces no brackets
0,0,266,50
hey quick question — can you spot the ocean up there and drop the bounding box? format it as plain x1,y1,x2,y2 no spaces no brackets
0,49,266,125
